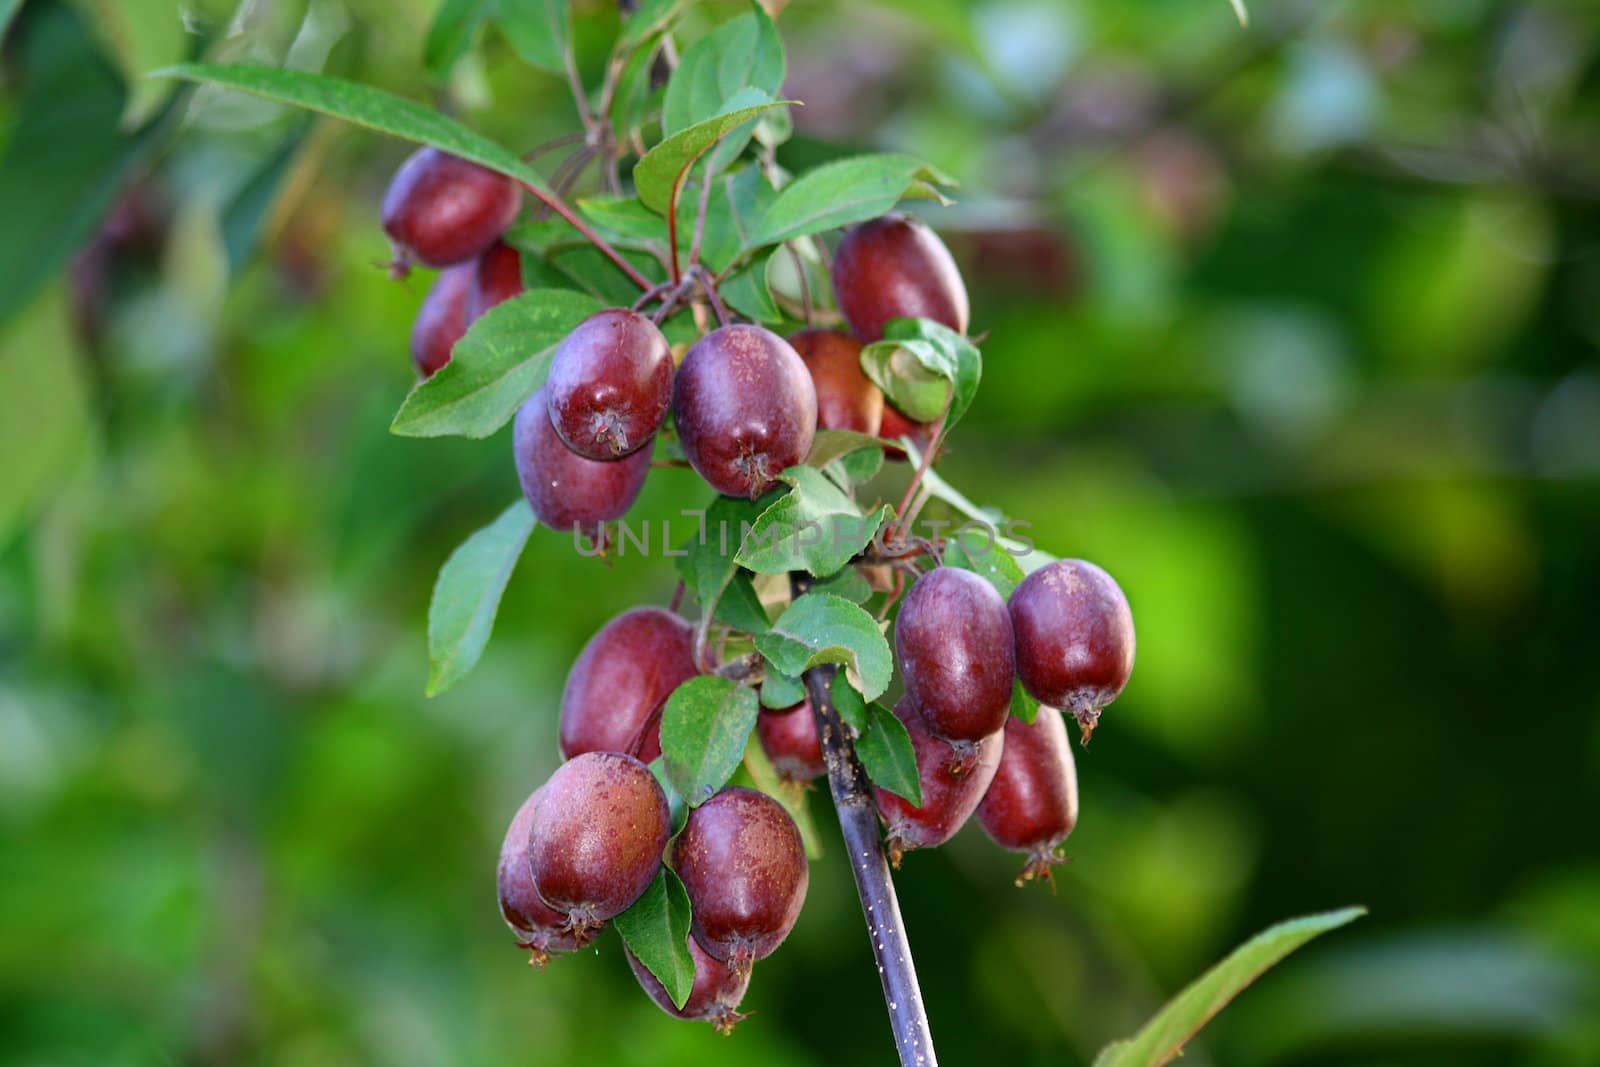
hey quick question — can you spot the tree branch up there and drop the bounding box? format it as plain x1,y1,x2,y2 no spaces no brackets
795,575,938,1066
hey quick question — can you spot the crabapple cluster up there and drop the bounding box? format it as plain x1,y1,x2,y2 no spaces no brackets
382,147,526,378
496,605,809,1030
384,147,1137,1023
872,558,1134,882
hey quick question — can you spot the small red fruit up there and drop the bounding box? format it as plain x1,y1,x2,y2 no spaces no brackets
895,567,1015,754
527,752,670,942
672,786,809,974
560,607,697,763
512,386,652,542
545,308,674,459
977,705,1079,887
673,325,818,498
625,936,752,1033
497,786,580,965
469,240,525,319
382,147,521,269
832,213,969,343
873,697,1003,866
756,699,825,782
1009,559,1135,741
788,328,884,436
410,262,474,378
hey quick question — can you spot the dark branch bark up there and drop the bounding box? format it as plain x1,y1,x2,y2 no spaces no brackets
793,573,937,1064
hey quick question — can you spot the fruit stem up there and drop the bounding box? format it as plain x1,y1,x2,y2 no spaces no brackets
795,582,938,1066
515,179,654,291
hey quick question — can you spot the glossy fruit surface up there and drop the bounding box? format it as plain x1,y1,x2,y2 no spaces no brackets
527,752,669,940
895,567,1015,745
788,328,883,436
977,705,1079,886
497,787,580,965
832,213,969,342
672,786,808,973
756,699,824,782
546,309,674,459
410,263,474,378
625,936,751,1033
673,325,818,498
469,239,525,319
1009,559,1135,740
512,386,652,540
382,147,521,268
560,607,697,762
874,697,1003,866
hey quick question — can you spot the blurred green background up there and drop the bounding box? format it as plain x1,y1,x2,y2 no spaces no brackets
3,0,1599,1064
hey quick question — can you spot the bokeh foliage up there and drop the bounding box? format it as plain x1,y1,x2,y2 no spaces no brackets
2,0,1599,1064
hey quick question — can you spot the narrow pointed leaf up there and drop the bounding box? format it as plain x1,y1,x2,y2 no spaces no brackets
1093,907,1366,1067
426,500,536,695
156,63,551,192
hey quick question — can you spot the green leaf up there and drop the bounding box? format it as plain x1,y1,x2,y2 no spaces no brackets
828,670,870,733
425,500,536,696
736,467,890,578
1093,908,1367,1067
824,446,885,490
156,63,553,194
633,92,791,215
576,195,669,244
661,2,785,173
674,493,773,629
757,594,893,701
619,0,681,45
0,287,93,549
860,316,982,428
78,0,189,127
857,701,921,806
1009,678,1040,724
830,674,919,804
613,867,696,1010
720,253,782,324
662,3,784,136
660,676,761,806
942,533,1027,598
806,429,886,468
716,570,772,635
607,35,663,140
646,757,690,834
390,288,602,438
494,0,569,74
425,0,491,81
811,566,872,604
740,734,825,859
760,670,806,710
0,3,174,326
747,154,956,249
